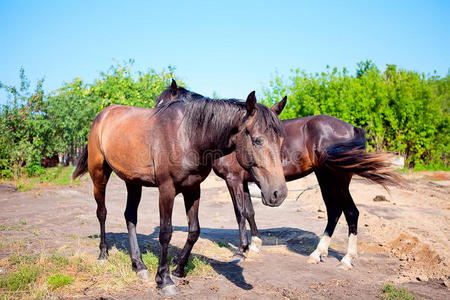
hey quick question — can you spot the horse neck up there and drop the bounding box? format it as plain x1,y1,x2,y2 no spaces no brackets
189,108,243,160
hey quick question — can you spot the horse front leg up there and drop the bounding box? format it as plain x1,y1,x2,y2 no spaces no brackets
155,183,177,296
225,178,249,262
172,185,201,278
243,181,262,253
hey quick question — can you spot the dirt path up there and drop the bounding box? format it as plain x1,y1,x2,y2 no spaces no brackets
0,171,449,299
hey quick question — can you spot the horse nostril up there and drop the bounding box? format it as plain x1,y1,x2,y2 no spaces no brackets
273,190,278,200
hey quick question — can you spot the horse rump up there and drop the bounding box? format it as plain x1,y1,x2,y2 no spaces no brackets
72,145,88,180
324,127,403,189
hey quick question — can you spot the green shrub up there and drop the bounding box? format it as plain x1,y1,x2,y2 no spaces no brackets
382,284,417,300
0,62,181,179
263,61,449,169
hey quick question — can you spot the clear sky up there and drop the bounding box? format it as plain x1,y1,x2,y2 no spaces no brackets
1,0,449,102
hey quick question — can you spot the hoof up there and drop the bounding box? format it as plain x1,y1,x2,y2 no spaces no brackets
137,269,150,280
171,269,184,280
97,258,107,265
160,284,179,296
249,236,262,253
337,261,352,270
229,253,245,264
306,255,321,264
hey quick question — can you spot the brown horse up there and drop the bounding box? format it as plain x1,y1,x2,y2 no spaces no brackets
158,80,401,269
72,88,288,295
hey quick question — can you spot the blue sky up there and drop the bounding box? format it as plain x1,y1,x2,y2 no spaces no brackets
1,0,449,103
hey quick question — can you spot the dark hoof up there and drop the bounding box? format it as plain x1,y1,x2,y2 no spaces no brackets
229,253,245,264
160,284,179,296
98,252,108,261
137,269,150,280
97,256,108,264
171,269,184,279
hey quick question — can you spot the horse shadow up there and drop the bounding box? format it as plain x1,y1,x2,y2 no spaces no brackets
89,226,343,291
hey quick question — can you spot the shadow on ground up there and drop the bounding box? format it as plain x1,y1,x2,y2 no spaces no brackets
87,226,343,291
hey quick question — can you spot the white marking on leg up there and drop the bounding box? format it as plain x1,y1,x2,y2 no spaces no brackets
249,236,262,253
307,235,331,264
339,233,357,270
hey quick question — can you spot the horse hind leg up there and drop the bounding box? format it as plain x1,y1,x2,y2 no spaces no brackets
124,183,149,279
90,160,112,261
307,169,344,264
338,187,359,270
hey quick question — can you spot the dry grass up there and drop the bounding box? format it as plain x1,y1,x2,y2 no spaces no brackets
0,246,216,299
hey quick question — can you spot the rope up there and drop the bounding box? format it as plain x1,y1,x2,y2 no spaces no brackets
294,184,319,201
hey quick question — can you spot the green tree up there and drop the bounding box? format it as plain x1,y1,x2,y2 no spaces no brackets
263,61,449,168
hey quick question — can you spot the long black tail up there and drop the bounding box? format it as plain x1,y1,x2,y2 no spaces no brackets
324,127,403,189
72,145,88,180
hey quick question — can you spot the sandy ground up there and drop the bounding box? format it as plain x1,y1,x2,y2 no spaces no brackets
0,171,449,299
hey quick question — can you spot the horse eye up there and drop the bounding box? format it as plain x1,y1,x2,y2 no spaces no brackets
251,137,263,146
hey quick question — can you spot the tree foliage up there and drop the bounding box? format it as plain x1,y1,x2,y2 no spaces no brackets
0,61,180,178
1,60,448,178
263,61,449,169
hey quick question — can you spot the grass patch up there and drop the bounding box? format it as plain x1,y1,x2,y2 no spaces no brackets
142,251,159,271
185,256,214,276
8,254,36,265
0,248,215,298
0,265,41,291
47,274,73,290
382,284,417,300
5,166,80,191
47,253,69,266
217,241,226,248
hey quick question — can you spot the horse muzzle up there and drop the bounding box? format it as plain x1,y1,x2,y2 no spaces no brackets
261,184,288,207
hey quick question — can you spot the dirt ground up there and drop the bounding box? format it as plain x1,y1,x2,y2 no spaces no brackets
0,170,449,299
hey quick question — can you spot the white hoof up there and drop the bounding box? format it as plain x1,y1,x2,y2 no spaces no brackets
161,284,179,296
338,254,354,270
249,236,262,253
307,254,321,264
137,269,150,280
337,261,353,270
307,249,327,264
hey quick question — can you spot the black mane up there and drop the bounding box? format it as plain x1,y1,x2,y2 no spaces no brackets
154,86,203,107
154,87,284,149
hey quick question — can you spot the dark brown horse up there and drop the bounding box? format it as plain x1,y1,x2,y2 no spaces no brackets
72,87,288,295
158,80,401,269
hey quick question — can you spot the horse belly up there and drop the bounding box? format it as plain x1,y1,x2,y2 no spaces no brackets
100,116,158,186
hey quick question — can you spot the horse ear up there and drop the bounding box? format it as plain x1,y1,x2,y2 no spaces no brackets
246,91,256,116
170,79,177,96
270,96,287,115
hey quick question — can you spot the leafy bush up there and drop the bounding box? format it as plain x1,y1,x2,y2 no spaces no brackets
0,61,180,179
263,61,449,168
382,284,416,300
